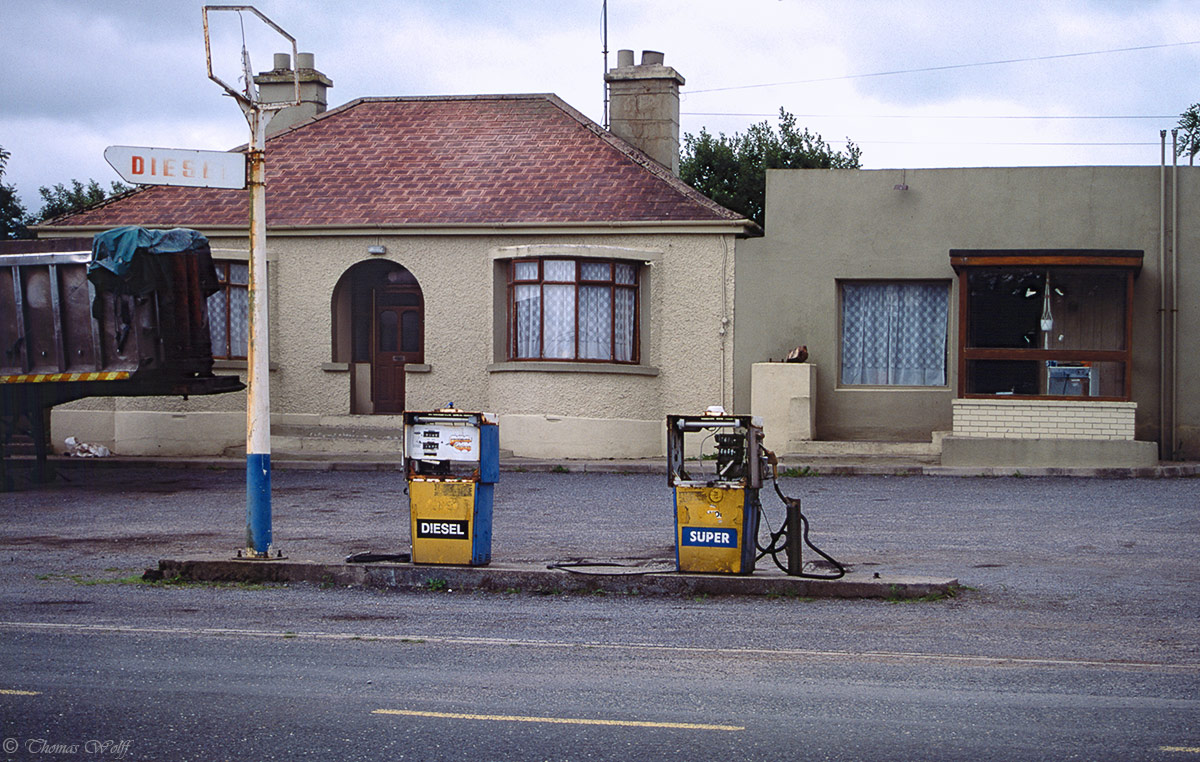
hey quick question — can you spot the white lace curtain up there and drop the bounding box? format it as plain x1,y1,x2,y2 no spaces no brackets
512,260,636,362
841,282,948,386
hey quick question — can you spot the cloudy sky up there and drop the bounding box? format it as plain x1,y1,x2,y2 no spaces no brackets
2,0,1198,212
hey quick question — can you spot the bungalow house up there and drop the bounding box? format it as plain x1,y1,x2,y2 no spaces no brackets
37,51,754,460
736,164,1197,467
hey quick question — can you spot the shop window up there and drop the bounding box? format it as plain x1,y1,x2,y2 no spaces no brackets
951,250,1140,399
508,258,639,363
840,281,949,386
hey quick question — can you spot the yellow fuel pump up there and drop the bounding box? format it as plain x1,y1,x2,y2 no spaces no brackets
666,412,764,575
667,410,847,579
404,408,498,566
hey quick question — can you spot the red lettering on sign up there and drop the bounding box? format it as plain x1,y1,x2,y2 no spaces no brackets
163,159,175,177
131,156,144,175
182,160,195,178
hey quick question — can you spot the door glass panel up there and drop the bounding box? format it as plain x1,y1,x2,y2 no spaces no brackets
379,310,399,352
401,310,420,353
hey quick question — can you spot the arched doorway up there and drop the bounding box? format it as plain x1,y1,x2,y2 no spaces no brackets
331,260,424,414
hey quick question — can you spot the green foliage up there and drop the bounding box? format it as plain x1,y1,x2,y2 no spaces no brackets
779,465,819,478
679,108,861,228
35,178,131,222
1176,103,1200,165
0,145,31,240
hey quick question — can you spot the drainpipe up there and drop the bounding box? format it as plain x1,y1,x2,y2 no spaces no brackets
1159,131,1168,460
1171,130,1180,460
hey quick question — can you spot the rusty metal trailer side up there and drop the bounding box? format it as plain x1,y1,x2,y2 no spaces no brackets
0,234,244,488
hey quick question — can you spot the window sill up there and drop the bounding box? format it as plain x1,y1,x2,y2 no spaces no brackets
214,359,279,371
836,385,949,391
322,362,431,373
488,361,659,376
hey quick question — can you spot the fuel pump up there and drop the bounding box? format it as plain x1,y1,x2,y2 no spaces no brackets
666,412,764,575
667,410,845,579
403,407,498,566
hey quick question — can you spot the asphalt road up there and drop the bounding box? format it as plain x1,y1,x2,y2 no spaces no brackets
0,467,1197,760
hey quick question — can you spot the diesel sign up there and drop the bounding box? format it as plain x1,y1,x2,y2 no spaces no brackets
416,520,469,539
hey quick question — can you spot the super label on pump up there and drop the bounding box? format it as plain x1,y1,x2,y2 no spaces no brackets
681,528,738,548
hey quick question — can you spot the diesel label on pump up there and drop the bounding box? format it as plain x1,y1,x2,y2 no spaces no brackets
416,520,470,539
681,528,738,548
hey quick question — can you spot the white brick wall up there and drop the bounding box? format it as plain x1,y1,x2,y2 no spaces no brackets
951,399,1137,440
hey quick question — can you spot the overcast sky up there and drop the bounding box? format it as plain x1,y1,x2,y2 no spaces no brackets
2,0,1198,212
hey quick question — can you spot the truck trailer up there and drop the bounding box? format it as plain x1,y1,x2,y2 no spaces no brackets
1,227,245,488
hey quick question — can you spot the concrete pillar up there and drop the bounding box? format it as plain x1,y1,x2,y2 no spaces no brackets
751,362,816,452
604,50,685,174
254,52,333,136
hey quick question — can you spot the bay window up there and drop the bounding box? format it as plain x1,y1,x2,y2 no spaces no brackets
509,258,639,363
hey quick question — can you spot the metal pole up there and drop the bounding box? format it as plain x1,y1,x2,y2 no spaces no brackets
202,5,296,559
785,499,803,576
244,106,273,558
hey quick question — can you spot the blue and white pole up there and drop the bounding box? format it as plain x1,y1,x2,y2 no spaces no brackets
201,5,299,560
244,106,274,559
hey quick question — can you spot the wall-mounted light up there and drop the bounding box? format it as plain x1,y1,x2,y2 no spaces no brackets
367,245,387,256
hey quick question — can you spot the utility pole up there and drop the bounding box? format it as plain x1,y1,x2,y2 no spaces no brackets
203,6,299,559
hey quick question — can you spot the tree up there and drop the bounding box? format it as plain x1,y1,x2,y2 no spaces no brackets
1176,103,1200,166
679,108,861,228
0,145,31,240
35,178,131,222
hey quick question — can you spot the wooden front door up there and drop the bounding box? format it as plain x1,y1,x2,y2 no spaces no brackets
372,285,423,414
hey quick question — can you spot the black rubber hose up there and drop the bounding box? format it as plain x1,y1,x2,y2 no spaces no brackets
758,475,846,580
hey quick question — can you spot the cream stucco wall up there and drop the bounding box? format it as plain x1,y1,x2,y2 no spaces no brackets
52,228,738,459
734,166,1199,458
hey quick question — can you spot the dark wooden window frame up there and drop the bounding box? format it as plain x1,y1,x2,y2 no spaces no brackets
950,249,1141,401
209,260,249,360
507,257,640,364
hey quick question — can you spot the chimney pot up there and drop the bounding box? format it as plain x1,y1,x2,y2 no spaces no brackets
641,50,665,66
255,53,333,136
617,49,634,68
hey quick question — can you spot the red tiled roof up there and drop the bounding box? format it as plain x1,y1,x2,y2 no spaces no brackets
48,95,744,229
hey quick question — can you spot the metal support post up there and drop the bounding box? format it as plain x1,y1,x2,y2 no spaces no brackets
203,5,299,559
785,499,803,576
244,107,273,557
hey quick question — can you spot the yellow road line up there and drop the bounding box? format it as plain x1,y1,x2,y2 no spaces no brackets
373,709,743,732
1160,747,1200,754
0,689,40,696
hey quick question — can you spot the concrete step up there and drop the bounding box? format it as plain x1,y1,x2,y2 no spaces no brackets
266,414,942,463
780,440,940,458
270,418,406,457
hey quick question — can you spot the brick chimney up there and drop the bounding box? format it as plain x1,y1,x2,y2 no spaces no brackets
254,52,333,136
604,50,685,175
